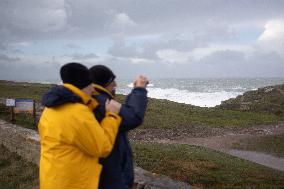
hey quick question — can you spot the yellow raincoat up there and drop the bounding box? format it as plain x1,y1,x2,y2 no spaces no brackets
38,84,121,189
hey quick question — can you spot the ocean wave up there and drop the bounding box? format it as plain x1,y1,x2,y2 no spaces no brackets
127,83,154,88
117,87,242,107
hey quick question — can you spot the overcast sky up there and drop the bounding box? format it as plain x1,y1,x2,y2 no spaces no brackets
1,0,284,81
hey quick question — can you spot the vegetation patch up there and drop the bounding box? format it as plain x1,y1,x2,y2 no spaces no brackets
0,104,36,130
132,142,284,189
232,134,284,158
0,144,38,189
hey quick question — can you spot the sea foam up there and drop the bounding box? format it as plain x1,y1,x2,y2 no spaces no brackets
146,87,241,107
117,85,241,107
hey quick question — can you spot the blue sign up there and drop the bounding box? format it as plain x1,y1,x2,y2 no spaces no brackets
14,99,34,113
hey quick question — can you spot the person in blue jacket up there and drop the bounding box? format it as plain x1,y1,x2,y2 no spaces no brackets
89,65,148,189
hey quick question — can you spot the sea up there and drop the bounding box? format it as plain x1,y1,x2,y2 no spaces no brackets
24,77,284,108
115,78,284,107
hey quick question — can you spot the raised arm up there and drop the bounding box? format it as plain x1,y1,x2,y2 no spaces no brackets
119,75,148,132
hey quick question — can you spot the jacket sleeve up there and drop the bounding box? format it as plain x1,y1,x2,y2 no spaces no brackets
119,87,148,132
74,107,122,158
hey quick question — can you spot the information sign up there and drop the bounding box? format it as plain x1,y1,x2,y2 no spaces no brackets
6,99,16,107
14,99,34,114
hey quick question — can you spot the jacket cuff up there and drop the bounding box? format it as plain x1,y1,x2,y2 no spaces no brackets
105,112,122,120
132,87,147,92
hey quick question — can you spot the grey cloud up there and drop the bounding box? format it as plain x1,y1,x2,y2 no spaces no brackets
184,50,284,78
0,53,20,62
87,57,173,79
0,0,67,43
1,0,284,80
61,53,99,61
2,0,284,43
108,40,140,58
64,43,82,49
0,43,7,50
200,50,246,65
71,53,99,60
107,37,203,61
0,61,61,82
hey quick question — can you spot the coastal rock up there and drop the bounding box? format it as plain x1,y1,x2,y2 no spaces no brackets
218,84,284,117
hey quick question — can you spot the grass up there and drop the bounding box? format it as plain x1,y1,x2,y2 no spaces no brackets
1,141,284,189
232,134,284,158
0,80,281,131
0,80,52,102
0,144,38,189
132,142,284,189
139,97,280,129
0,104,36,130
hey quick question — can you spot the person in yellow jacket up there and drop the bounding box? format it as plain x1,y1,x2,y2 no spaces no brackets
38,62,122,189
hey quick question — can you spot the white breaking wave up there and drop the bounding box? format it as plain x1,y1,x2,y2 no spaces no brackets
117,87,242,107
127,83,154,88
147,88,241,107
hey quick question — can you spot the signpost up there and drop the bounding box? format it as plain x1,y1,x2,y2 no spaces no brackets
5,98,36,127
6,99,16,122
6,99,16,107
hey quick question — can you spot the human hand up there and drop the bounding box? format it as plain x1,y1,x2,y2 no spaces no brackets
105,99,121,114
133,75,149,88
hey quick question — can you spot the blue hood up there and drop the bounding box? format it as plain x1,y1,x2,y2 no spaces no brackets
42,86,82,107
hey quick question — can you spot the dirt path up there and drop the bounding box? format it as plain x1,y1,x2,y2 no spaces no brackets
130,123,284,172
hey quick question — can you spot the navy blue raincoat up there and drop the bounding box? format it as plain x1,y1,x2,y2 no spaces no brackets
93,86,147,189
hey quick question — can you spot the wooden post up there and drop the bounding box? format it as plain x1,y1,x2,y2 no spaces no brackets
11,106,15,123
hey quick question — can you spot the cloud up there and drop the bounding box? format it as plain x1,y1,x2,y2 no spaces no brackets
105,12,138,35
155,44,254,64
113,13,137,27
64,43,82,49
258,19,284,42
0,53,20,62
191,44,254,61
0,0,67,43
0,43,7,50
257,19,284,55
201,50,246,65
156,49,190,64
129,57,154,64
1,0,284,80
70,53,99,60
108,42,139,58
